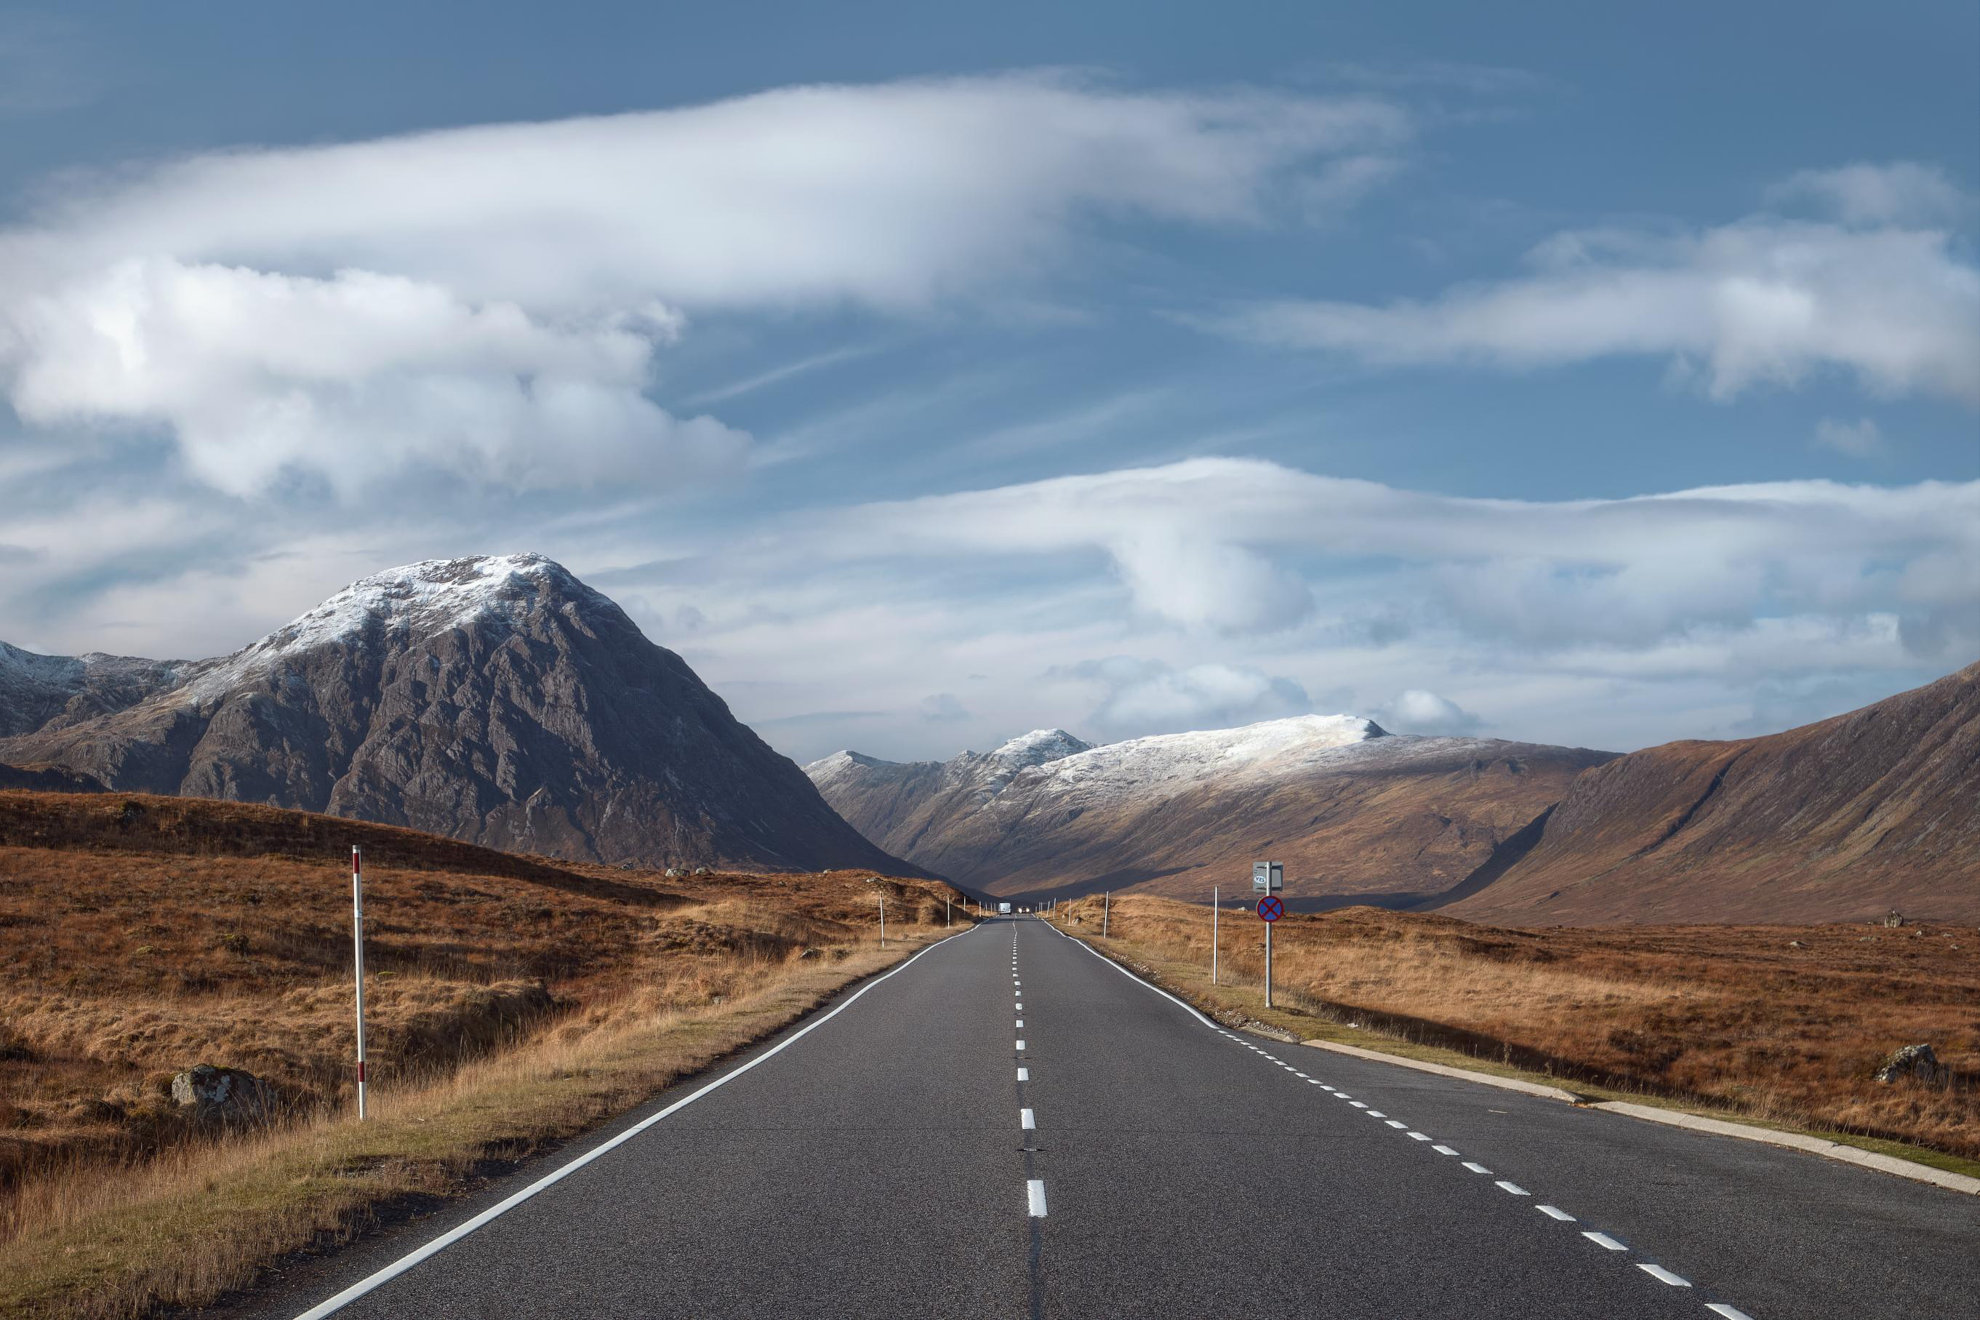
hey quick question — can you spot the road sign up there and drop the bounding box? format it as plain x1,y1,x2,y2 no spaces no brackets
1252,861,1283,893
1258,895,1283,922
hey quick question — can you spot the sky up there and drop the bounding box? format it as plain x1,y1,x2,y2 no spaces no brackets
0,0,1975,763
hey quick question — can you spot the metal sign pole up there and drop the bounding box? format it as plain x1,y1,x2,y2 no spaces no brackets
1265,919,1273,1008
1212,885,1219,984
351,845,368,1121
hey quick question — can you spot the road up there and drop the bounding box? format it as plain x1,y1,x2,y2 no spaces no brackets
252,917,1980,1320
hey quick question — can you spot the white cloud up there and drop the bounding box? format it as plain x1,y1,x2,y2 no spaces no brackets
1213,182,1980,404
1056,656,1312,734
1373,688,1482,735
0,74,1406,497
1770,161,1969,226
9,259,739,495
800,457,1980,658
1813,416,1885,458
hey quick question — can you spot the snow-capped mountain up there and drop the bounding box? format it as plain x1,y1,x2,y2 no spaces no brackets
0,555,915,874
808,716,1615,904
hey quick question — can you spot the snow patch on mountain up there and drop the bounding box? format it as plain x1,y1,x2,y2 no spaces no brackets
181,554,594,702
989,728,1093,768
1009,714,1388,805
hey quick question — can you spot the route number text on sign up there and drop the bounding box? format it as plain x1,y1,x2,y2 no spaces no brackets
1257,895,1283,922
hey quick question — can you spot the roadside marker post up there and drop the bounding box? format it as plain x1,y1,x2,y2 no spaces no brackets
879,895,886,947
351,845,368,1121
1254,862,1283,1008
1103,890,1110,938
1212,885,1219,984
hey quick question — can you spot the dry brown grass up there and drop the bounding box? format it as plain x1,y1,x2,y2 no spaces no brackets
0,790,969,1318
1056,894,1980,1160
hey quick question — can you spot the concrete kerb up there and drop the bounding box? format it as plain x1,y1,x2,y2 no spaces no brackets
1592,1101,1980,1196
1298,1036,1980,1197
1300,1038,1583,1103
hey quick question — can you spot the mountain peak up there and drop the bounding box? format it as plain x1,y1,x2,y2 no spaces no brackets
988,728,1092,768
209,554,611,686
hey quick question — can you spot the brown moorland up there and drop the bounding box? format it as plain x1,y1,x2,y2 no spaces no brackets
0,790,969,1319
1053,894,1979,1162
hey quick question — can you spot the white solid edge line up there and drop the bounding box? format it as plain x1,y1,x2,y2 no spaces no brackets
1636,1264,1691,1287
291,924,980,1320
1705,1305,1755,1320
1020,1108,1036,1130
1042,919,1222,1030
1027,1179,1048,1217
1582,1231,1628,1251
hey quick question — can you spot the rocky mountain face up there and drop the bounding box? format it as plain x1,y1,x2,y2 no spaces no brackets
1442,660,1980,925
808,717,1614,905
0,555,914,874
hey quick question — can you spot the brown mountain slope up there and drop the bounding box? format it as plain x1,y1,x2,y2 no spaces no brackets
1441,660,1980,924
810,720,1613,904
0,555,917,876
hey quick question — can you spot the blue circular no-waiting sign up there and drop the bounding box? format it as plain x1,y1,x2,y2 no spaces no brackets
1257,895,1284,922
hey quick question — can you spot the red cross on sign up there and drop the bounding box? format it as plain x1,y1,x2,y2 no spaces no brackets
1257,895,1284,922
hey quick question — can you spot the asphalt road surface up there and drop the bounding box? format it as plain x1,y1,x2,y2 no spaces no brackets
253,917,1979,1320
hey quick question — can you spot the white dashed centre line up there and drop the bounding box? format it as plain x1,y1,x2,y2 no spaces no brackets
1016,1040,1026,1051
1383,1119,1408,1128
1017,1068,1029,1081
1021,1108,1036,1130
1495,1181,1530,1196
1705,1306,1756,1320
1636,1264,1691,1287
1407,1132,1432,1141
1016,1019,1024,1028
1432,1145,1459,1156
1582,1232,1628,1251
1462,1162,1493,1175
1366,1111,1387,1119
1027,1180,1048,1217
1536,1205,1575,1222
1350,1101,1369,1109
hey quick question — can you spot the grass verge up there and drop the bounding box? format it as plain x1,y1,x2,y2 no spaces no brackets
0,930,959,1320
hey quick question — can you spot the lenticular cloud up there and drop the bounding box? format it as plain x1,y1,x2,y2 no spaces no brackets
0,75,1405,495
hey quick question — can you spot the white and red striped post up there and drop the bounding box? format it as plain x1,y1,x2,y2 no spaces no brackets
351,844,369,1120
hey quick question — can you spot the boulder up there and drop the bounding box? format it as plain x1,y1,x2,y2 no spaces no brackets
170,1063,276,1124
1874,1044,1949,1086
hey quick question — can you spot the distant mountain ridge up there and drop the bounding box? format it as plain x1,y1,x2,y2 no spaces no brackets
0,554,914,875
809,717,1613,903
1444,659,1980,924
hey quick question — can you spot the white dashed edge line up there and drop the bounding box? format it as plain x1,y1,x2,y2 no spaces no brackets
1044,917,1759,1320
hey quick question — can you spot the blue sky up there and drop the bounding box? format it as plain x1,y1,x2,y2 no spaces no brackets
0,1,1975,761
